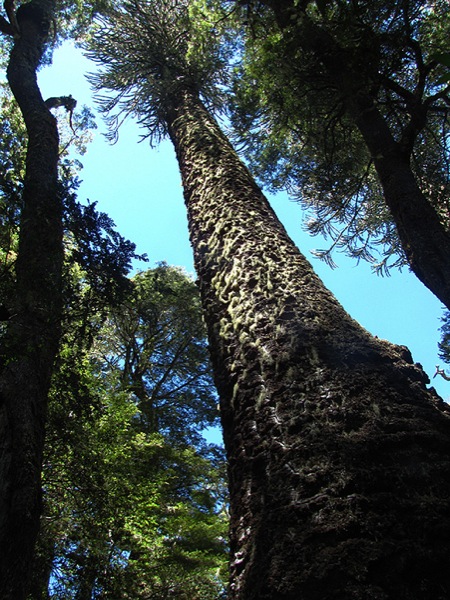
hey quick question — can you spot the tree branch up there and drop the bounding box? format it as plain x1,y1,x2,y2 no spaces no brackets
0,13,13,35
3,0,19,37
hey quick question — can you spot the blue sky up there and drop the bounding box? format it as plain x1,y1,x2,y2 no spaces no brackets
38,43,449,402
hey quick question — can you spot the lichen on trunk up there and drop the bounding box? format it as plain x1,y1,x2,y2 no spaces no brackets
167,90,450,599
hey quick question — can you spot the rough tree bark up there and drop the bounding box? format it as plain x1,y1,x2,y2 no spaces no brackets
242,0,450,312
165,89,450,599
0,2,63,598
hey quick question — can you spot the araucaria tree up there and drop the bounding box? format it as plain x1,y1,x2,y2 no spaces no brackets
88,0,450,598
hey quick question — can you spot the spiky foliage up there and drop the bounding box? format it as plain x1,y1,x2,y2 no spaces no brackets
86,0,231,143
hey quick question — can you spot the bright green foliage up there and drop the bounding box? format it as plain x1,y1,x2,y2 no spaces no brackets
32,265,228,599
228,0,450,272
0,85,25,307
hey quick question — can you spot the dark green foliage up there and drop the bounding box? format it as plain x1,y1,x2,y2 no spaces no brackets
228,0,450,273
63,181,145,307
0,79,142,343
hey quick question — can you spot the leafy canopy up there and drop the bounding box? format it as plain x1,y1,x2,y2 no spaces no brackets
34,264,228,599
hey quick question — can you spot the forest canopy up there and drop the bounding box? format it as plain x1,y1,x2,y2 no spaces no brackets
1,1,450,598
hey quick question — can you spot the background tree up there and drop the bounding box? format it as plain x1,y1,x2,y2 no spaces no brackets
29,264,227,599
0,2,67,595
87,1,450,598
0,1,136,591
101,265,218,442
228,0,450,309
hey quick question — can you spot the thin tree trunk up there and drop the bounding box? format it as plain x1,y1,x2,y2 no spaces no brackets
0,3,63,598
28,521,55,600
250,0,450,311
74,554,99,600
166,89,450,599
352,101,450,310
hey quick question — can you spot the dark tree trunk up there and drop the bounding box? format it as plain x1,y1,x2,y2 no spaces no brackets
352,103,450,313
0,2,63,598
246,0,450,312
166,89,450,599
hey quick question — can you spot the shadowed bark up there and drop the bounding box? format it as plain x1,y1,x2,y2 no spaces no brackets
0,2,63,598
165,89,450,599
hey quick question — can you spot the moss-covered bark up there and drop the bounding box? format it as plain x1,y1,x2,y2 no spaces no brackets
0,3,63,598
166,90,450,599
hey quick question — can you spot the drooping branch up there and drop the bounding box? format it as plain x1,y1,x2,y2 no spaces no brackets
45,94,77,132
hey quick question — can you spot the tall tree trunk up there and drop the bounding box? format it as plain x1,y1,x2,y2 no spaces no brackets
247,0,450,311
166,89,450,599
0,2,63,598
